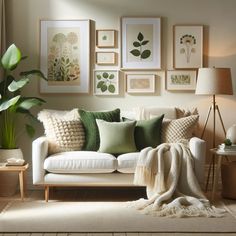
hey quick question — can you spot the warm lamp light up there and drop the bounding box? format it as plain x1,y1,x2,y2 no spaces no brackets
195,67,233,191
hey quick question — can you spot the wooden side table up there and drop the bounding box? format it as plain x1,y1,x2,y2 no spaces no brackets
0,163,29,201
210,149,236,200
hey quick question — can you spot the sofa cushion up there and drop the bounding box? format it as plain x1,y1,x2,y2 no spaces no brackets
44,151,117,174
117,152,140,173
38,109,85,154
79,108,120,151
162,115,199,143
96,119,137,154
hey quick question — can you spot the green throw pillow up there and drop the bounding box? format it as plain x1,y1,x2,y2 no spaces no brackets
96,119,137,154
123,114,164,151
79,108,120,151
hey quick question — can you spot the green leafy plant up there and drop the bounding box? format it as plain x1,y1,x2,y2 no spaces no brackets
224,138,232,146
96,72,116,93
130,32,151,60
0,44,47,149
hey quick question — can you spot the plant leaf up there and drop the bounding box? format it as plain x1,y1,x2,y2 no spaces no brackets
109,74,115,79
25,124,35,138
101,84,107,92
137,32,144,41
130,49,140,57
97,81,104,88
102,72,109,79
141,40,149,46
141,50,151,59
96,74,102,80
133,41,141,47
17,97,45,110
20,69,47,80
108,84,115,93
1,44,21,70
0,95,20,112
8,78,29,92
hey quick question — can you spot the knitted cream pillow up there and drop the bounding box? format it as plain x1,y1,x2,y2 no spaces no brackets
162,115,199,143
38,109,85,154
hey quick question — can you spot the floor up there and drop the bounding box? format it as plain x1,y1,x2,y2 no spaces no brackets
0,187,236,236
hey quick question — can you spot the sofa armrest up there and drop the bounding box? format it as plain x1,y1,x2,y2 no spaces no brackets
189,137,206,187
32,136,49,185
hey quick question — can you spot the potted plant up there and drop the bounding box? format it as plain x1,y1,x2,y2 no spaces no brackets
0,44,46,196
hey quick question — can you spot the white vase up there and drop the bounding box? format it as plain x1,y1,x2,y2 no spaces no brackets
226,124,236,144
0,148,24,196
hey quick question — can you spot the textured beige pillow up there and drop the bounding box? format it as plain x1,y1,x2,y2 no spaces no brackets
38,109,85,154
162,115,199,143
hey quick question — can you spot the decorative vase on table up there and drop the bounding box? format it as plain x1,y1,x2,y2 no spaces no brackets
0,148,24,196
226,124,236,144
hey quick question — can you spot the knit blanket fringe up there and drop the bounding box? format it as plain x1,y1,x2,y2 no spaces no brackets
127,143,226,218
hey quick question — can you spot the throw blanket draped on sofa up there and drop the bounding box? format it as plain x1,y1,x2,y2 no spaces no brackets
129,143,225,218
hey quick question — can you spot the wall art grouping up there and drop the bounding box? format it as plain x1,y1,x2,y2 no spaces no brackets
39,18,203,94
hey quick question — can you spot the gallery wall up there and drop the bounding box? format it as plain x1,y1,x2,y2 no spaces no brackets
5,0,236,188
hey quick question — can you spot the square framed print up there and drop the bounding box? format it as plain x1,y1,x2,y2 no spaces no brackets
173,25,203,69
121,17,161,70
166,70,197,91
40,19,90,94
126,73,155,93
94,70,119,95
96,52,116,65
96,29,116,48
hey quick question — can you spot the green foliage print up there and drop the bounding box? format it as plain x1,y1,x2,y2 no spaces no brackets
96,72,116,94
130,32,151,60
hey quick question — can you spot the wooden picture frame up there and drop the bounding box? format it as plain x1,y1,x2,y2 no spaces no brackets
173,25,203,69
96,52,116,65
40,19,90,94
94,70,119,95
96,29,116,48
121,17,161,70
166,70,197,91
126,73,155,93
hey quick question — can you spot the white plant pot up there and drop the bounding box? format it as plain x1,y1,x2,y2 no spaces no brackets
226,124,236,144
0,148,23,196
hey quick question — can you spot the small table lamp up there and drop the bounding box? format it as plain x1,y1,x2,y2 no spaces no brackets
195,67,233,191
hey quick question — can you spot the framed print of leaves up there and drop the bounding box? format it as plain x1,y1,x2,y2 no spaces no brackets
121,17,161,70
173,25,203,69
94,70,119,95
40,20,90,94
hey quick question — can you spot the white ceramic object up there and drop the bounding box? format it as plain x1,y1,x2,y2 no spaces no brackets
226,124,236,144
0,148,24,196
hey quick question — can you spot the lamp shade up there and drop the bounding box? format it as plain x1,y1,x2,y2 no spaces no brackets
195,68,233,95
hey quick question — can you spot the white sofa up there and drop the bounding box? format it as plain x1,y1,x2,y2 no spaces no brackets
32,107,206,201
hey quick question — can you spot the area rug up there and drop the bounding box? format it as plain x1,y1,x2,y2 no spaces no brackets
0,201,236,233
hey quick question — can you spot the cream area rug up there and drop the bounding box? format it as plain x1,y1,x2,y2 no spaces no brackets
1,201,236,233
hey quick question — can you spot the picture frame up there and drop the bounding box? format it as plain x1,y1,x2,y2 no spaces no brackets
96,29,116,48
121,17,161,70
94,70,119,95
166,70,197,91
39,19,90,94
126,73,155,93
173,25,203,69
96,52,116,65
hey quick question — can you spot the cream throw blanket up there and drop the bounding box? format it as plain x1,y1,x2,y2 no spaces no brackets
129,143,225,218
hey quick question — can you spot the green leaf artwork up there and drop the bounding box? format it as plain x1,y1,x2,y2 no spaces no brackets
130,32,151,60
96,71,117,94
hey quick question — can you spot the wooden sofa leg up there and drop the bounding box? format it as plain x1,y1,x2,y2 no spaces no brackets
45,186,49,202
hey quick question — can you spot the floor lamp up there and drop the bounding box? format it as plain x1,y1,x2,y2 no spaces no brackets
195,68,233,191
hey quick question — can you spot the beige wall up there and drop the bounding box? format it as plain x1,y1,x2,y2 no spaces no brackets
5,0,236,188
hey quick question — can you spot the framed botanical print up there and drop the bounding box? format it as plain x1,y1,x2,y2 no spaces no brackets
173,25,203,69
40,19,90,94
121,17,161,70
126,73,155,93
96,30,116,48
94,70,119,95
166,70,197,91
96,52,116,65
